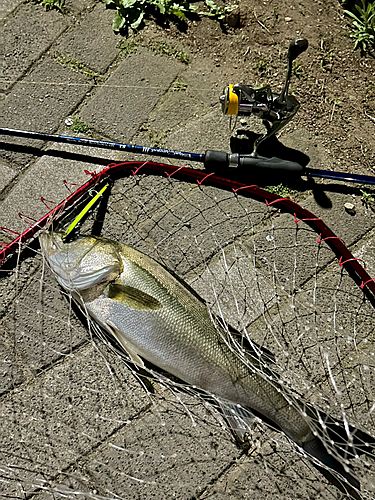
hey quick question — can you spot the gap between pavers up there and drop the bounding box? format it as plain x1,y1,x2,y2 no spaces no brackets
53,2,120,75
0,57,94,170
1,3,68,92
0,342,148,498
0,160,17,194
79,49,184,142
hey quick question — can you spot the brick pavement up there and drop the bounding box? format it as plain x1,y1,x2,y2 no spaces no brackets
1,2,374,499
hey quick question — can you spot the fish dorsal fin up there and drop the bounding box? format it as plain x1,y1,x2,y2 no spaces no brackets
108,283,161,310
106,320,145,368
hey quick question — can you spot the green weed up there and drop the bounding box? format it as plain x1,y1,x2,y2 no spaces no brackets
317,49,334,71
255,59,269,75
360,188,375,207
265,184,294,199
344,0,375,52
173,81,188,90
27,0,64,11
150,42,189,64
117,39,139,58
117,39,189,63
54,54,102,78
292,61,305,79
102,0,237,33
65,116,93,135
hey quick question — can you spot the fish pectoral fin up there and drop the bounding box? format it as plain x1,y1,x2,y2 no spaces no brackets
73,263,122,291
218,400,259,443
105,320,145,368
108,283,161,310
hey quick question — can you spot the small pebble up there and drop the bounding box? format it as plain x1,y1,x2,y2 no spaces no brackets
65,118,73,126
285,17,293,22
344,202,356,215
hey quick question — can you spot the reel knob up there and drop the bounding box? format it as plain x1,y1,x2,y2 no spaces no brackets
288,38,308,62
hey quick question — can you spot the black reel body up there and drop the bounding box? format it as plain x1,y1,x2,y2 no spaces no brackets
220,39,308,155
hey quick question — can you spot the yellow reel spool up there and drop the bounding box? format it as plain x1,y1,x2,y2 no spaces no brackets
226,84,239,115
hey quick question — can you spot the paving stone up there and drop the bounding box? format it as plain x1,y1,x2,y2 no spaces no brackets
54,3,119,75
243,190,375,298
80,49,183,142
0,337,26,395
187,241,276,332
0,58,92,170
200,438,335,500
164,107,232,162
302,190,375,249
134,58,222,136
1,3,68,92
0,343,147,497
68,400,239,500
352,226,375,277
0,141,107,235
1,263,89,372
0,0,24,21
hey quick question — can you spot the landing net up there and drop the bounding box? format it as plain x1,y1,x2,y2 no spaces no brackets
1,163,374,499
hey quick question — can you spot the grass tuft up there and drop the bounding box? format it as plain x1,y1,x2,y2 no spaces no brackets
343,0,375,52
54,54,102,78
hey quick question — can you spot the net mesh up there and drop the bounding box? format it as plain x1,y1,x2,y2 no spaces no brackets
1,170,374,499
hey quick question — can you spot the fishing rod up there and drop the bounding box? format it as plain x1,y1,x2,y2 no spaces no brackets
1,126,375,186
1,39,374,186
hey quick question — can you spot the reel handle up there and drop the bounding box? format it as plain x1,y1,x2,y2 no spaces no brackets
279,38,308,104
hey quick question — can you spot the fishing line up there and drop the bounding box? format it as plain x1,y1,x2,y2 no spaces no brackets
0,78,213,92
1,162,374,500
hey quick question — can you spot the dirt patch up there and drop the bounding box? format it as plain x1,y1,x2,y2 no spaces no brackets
122,0,374,180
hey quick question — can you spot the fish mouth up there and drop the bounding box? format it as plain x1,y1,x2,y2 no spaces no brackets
39,231,64,257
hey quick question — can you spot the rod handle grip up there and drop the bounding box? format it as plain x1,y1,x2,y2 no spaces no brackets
239,155,303,175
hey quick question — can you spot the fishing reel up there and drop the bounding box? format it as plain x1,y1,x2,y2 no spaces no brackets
220,38,308,155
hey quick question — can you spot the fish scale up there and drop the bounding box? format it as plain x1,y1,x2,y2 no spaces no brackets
39,231,373,498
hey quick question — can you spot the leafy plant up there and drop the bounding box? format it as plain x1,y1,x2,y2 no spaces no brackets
199,0,238,19
65,116,93,135
27,0,64,11
102,0,237,33
360,188,375,207
265,184,294,199
344,0,375,52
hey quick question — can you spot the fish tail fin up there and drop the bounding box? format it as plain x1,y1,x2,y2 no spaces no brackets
303,436,361,499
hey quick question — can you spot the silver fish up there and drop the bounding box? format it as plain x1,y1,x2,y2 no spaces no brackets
39,232,372,498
